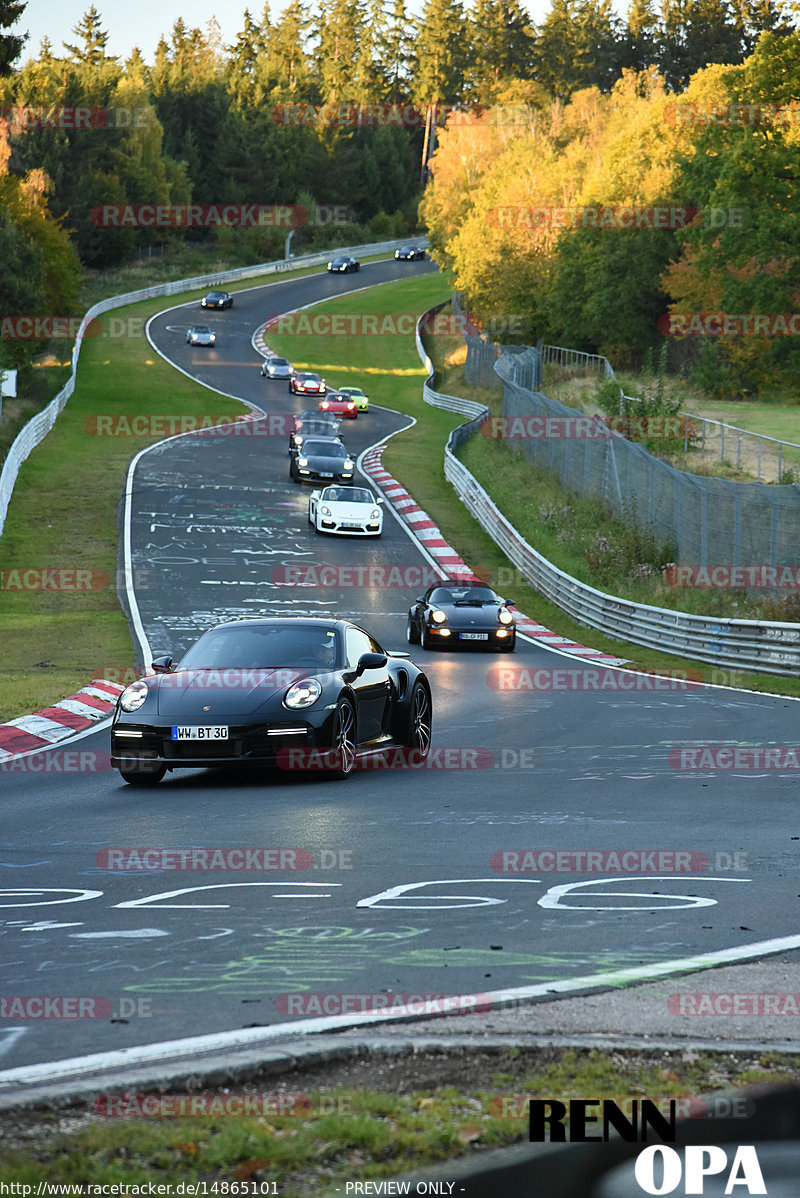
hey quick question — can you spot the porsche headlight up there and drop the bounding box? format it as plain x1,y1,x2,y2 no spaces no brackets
292,434,302,445
499,609,513,624
298,457,308,467
431,609,447,624
284,678,322,709
344,459,354,470
119,680,149,712
321,506,331,515
370,509,381,519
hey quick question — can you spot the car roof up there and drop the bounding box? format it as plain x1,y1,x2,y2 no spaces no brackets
211,617,351,631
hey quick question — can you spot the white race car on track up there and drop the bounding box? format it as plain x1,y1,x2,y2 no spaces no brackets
308,485,384,536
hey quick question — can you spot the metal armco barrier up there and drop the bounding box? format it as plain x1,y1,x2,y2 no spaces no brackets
0,239,414,538
415,309,800,677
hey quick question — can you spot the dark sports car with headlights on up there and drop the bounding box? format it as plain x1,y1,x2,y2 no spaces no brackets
394,245,426,261
327,254,360,273
201,290,233,309
110,618,432,786
289,420,344,457
407,583,516,651
290,437,354,483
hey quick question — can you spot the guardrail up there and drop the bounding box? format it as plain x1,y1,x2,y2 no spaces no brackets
417,311,800,677
0,238,413,539
541,343,616,379
415,301,490,420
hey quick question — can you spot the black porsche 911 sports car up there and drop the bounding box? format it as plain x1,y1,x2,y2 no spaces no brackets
111,618,432,786
201,290,233,309
289,437,354,483
407,583,516,651
394,246,426,261
327,254,360,273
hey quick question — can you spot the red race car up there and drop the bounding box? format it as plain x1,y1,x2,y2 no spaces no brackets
319,391,358,418
290,372,327,395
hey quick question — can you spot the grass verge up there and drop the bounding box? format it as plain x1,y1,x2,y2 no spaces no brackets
0,1048,796,1192
543,366,800,475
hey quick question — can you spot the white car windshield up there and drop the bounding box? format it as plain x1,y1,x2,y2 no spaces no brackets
322,487,373,503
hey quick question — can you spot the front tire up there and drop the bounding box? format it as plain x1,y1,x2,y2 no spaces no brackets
327,699,356,779
406,615,419,644
118,762,166,787
420,623,434,650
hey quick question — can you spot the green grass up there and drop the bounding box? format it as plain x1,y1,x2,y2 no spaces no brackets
544,366,800,473
0,286,252,722
1,1049,797,1192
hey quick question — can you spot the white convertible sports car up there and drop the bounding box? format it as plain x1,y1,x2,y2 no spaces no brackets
308,485,384,536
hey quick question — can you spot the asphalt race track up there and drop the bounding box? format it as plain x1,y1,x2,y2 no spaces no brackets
2,256,799,1072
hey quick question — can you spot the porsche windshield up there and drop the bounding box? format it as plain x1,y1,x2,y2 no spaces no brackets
304,441,345,457
430,586,499,605
178,625,341,669
322,487,373,503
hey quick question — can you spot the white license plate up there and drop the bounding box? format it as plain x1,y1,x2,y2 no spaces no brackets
460,633,488,641
171,726,229,740
342,523,361,529
320,472,334,478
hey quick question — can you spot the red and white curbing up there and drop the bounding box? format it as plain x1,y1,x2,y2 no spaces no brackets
253,326,275,358
361,443,629,667
0,680,124,761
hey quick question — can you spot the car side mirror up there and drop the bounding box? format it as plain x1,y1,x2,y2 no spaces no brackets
377,498,385,504
310,490,321,500
415,596,425,604
355,652,388,677
151,655,174,673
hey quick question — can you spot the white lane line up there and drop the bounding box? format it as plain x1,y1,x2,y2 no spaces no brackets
4,931,800,1089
